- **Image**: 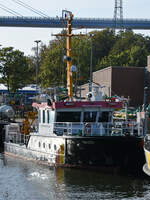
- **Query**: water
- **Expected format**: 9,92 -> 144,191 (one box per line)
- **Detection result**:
0,153 -> 150,200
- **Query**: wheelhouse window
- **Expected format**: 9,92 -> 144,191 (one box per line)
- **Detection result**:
56,112 -> 81,122
50,111 -> 55,123
47,110 -> 50,123
38,110 -> 41,123
98,111 -> 109,122
83,111 -> 97,122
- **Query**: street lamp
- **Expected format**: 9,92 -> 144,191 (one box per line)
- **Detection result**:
34,40 -> 41,91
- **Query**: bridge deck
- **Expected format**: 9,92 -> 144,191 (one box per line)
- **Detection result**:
0,16 -> 150,29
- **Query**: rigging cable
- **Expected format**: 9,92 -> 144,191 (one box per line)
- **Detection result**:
0,3 -> 32,25
11,0 -> 50,18
0,3 -> 23,17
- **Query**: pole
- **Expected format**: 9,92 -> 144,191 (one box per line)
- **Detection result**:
54,10 -> 84,100
143,66 -> 148,136
89,34 -> 93,92
67,18 -> 73,99
34,40 -> 41,92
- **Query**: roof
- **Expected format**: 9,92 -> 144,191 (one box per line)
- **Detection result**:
32,100 -> 122,110
19,85 -> 37,91
0,84 -> 7,90
0,84 -> 37,93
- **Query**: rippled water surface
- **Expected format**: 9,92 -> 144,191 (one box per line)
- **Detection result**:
0,153 -> 150,200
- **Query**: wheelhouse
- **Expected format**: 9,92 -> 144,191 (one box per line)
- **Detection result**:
32,101 -> 122,136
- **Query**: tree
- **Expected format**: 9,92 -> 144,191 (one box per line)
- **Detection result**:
32,29 -> 150,89
0,47 -> 30,92
96,31 -> 150,69
129,45 -> 148,67
92,29 -> 116,70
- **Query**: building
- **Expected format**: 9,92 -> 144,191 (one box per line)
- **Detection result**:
80,57 -> 150,107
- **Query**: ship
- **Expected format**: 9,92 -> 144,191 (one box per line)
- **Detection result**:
143,135 -> 150,175
4,11 -> 145,173
143,113 -> 150,176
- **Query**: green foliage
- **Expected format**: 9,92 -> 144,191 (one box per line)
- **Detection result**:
39,39 -> 66,88
92,29 -> 116,70
97,30 -> 150,69
37,29 -> 150,89
0,47 -> 30,92
129,45 -> 148,67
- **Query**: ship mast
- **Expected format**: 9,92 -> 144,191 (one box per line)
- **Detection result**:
65,10 -> 74,100
53,10 -> 81,101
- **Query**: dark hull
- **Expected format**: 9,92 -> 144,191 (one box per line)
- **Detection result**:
65,136 -> 145,174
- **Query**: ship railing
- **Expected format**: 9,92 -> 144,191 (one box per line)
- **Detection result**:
53,121 -> 143,137
6,132 -> 29,145
111,121 -> 143,136
5,123 -> 29,145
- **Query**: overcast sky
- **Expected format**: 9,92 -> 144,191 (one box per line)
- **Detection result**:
0,0 -> 150,56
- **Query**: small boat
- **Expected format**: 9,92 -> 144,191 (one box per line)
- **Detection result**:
143,135 -> 150,175
4,11 -> 145,173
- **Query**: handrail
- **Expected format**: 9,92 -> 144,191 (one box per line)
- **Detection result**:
5,121 -> 144,146
53,121 -> 143,137
6,133 -> 29,145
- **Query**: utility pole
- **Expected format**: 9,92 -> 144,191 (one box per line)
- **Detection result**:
89,34 -> 94,92
34,40 -> 41,91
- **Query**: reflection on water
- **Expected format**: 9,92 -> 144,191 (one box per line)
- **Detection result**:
0,153 -> 150,200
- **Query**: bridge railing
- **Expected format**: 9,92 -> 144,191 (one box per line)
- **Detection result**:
0,16 -> 150,29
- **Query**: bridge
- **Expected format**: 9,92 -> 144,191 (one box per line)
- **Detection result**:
1,16 -> 150,29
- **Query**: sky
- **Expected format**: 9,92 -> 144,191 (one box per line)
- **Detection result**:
0,0 -> 150,56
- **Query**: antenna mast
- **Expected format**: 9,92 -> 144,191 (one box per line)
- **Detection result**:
53,10 -> 74,100
53,10 -> 84,100
63,10 -> 74,100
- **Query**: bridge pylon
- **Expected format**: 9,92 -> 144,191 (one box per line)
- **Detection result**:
113,0 -> 124,31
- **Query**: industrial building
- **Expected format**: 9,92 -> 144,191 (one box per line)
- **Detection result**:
80,56 -> 150,107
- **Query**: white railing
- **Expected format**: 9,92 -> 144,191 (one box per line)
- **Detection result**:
5,121 -> 144,145
6,133 -> 29,145
53,121 -> 143,137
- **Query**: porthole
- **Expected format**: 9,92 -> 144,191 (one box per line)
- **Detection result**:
39,142 -> 41,147
43,143 -> 45,148
54,144 -> 57,150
